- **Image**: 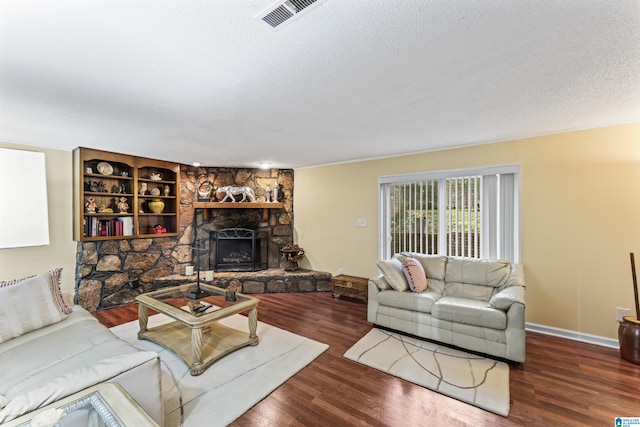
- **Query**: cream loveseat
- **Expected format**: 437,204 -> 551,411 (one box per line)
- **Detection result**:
0,269 -> 163,424
368,253 -> 526,363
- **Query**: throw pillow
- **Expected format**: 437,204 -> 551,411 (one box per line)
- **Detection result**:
402,257 -> 428,292
0,268 -> 71,314
0,269 -> 70,343
376,259 -> 409,291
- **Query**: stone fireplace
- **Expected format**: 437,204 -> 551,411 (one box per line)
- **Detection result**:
74,165 -> 332,312
189,167 -> 293,273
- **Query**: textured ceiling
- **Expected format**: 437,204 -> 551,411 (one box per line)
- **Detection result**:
1,1 -> 639,169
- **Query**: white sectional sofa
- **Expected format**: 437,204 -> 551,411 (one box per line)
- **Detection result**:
0,269 -> 163,424
368,253 -> 526,363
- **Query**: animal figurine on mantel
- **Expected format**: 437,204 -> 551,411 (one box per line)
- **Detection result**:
216,186 -> 256,202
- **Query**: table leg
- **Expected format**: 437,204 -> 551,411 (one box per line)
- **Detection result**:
137,304 -> 148,338
248,307 -> 259,346
190,326 -> 204,376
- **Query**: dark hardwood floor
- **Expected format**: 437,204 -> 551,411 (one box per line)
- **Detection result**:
94,292 -> 640,426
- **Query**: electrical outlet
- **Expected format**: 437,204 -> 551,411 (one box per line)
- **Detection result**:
338,267 -> 344,275
356,218 -> 367,227
617,307 -> 631,322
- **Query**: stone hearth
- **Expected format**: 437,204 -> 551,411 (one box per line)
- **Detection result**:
154,268 -> 332,294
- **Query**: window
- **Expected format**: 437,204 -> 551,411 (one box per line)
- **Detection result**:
379,165 -> 519,262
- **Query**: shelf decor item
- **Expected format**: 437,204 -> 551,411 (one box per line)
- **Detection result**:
148,199 -> 165,213
151,224 -> 166,234
85,197 -> 97,213
96,162 -> 113,176
117,197 -> 129,213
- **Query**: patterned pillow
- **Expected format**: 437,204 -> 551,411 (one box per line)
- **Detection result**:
0,268 -> 71,314
402,257 -> 428,292
376,259 -> 409,291
0,268 -> 70,343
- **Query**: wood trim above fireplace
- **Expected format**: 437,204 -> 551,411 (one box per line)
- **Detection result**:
193,202 -> 284,221
193,202 -> 284,209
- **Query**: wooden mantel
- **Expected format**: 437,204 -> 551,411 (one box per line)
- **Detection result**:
193,202 -> 284,209
193,201 -> 284,220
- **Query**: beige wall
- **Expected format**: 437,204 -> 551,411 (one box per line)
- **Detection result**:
0,142 -> 76,300
294,122 -> 640,340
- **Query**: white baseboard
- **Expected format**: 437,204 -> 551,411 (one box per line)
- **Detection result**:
525,322 -> 619,349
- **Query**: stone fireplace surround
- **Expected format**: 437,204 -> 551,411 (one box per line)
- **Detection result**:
75,165 -> 331,312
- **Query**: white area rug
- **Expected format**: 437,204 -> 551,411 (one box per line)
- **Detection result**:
344,328 -> 510,416
111,311 -> 328,426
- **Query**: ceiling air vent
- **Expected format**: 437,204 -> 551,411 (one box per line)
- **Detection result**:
258,0 -> 326,30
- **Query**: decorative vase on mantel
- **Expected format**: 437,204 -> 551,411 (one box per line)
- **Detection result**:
148,199 -> 165,213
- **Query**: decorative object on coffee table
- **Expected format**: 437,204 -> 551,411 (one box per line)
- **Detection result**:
619,252 -> 640,365
30,407 -> 65,427
186,241 -> 207,299
331,274 -> 368,302
281,244 -> 304,271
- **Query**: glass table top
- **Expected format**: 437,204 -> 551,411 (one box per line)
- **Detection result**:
7,383 -> 158,427
139,281 -> 255,317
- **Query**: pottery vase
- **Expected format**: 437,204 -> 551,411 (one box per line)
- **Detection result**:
619,316 -> 640,365
148,199 -> 165,213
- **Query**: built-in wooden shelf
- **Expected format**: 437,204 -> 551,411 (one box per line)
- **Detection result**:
73,147 -> 180,241
193,201 -> 284,220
